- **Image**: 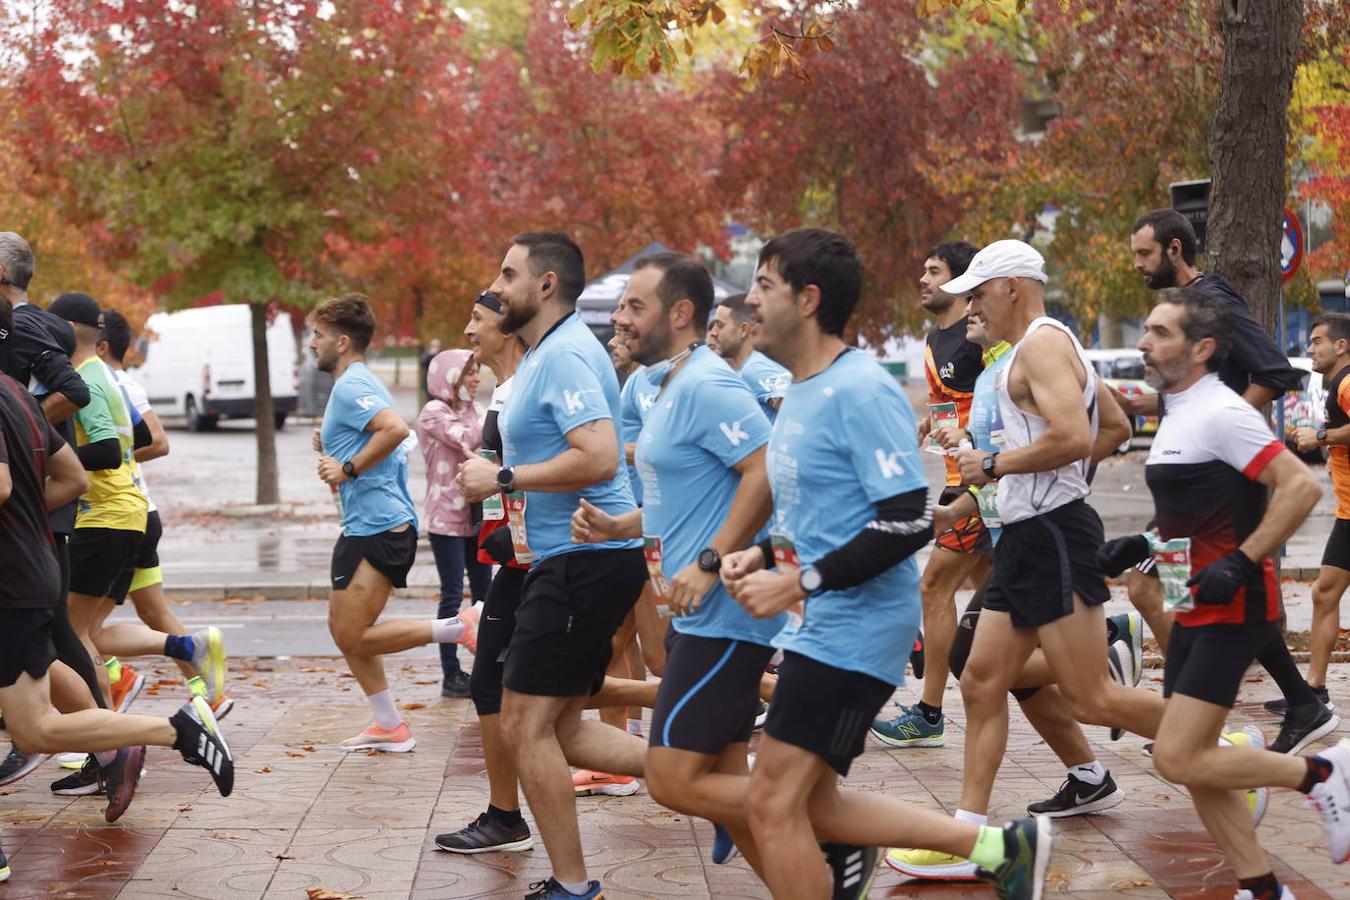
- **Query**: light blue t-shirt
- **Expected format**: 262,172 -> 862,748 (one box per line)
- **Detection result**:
635,346 -> 783,644
321,362 -> 418,537
619,366 -> 659,506
500,313 -> 639,561
739,350 -> 791,422
968,347 -> 1013,546
767,349 -> 926,686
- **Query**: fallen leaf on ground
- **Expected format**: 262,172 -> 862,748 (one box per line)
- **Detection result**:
306,890 -> 362,900
257,767 -> 273,774
401,703 -> 426,711
285,751 -> 306,759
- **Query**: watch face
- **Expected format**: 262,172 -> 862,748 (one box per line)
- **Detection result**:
698,548 -> 720,570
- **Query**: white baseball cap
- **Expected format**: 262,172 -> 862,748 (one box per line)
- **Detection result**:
940,239 -> 1047,296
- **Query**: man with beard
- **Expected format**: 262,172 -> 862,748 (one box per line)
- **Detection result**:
1125,210 -> 1331,755
456,233 -> 647,900
1099,287 -> 1350,899
310,293 -> 475,753
707,291 -> 789,420
873,241 -> 987,749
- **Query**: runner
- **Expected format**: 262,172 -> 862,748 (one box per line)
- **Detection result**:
873,242 -> 989,749
938,241 -> 1165,830
310,293 -> 474,753
571,251 -> 782,876
0,303 -> 233,832
1098,287 -> 1350,898
455,233 -> 648,900
1123,210 -> 1327,752
1291,314 -> 1350,721
720,228 -> 1048,900
707,291 -> 789,420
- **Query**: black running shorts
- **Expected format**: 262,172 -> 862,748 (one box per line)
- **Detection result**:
132,510 -> 163,570
1164,620 -> 1280,708
68,527 -> 142,603
649,631 -> 774,755
0,609 -> 58,688
503,547 -> 646,698
763,651 -> 895,776
983,499 -> 1111,629
1323,518 -> 1350,573
330,526 -> 418,590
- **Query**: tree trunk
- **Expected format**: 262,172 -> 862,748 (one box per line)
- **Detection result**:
1205,0 -> 1303,333
251,301 -> 280,505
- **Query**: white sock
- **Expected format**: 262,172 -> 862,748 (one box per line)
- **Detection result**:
367,689 -> 401,730
627,718 -> 643,735
954,809 -> 987,825
1068,761 -> 1107,785
556,879 -> 591,896
430,617 -> 464,644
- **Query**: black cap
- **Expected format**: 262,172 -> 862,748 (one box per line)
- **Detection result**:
49,292 -> 102,328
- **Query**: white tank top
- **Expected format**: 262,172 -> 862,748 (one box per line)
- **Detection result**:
995,317 -> 1098,524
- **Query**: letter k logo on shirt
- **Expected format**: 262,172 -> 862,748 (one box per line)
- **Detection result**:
720,420 -> 749,446
875,449 -> 906,479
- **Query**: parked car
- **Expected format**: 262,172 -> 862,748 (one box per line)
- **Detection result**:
128,305 -> 299,432
1279,357 -> 1326,464
1083,348 -> 1158,445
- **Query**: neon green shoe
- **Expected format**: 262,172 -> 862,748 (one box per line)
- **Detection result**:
189,627 -> 228,705
884,846 -> 979,881
1220,726 -> 1269,826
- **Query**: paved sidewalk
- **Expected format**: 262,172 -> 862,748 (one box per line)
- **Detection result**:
4,658 -> 1350,899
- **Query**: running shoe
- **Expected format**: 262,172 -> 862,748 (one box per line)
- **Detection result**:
524,877 -> 603,899
0,744 -> 47,786
1306,738 -> 1350,863
1234,887 -> 1294,899
189,627 -> 227,704
978,816 -> 1052,900
57,752 -> 87,770
441,670 -> 471,699
433,810 -> 533,853
572,769 -> 641,797
1270,704 -> 1340,755
0,843 -> 8,883
870,706 -> 944,748
1106,642 -> 1129,741
1266,686 -> 1334,714
170,695 -> 234,796
752,701 -> 769,732
102,745 -> 145,823
187,675 -> 234,721
910,630 -> 925,680
824,843 -> 878,900
1026,772 -> 1124,818
109,663 -> 145,713
711,823 -> 740,864
339,721 -> 416,753
884,846 -> 979,881
457,603 -> 481,656
1220,727 -> 1270,826
52,756 -> 104,796
1106,612 -> 1144,686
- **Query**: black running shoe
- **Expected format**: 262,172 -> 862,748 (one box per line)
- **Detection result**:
434,810 -> 532,854
171,696 -> 234,796
1270,703 -> 1341,755
0,744 -> 46,786
1266,686 -> 1334,715
823,842 -> 878,900
1027,772 -> 1124,818
52,756 -> 105,796
103,745 -> 145,823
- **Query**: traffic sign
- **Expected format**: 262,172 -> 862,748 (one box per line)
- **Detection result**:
1282,208 -> 1303,283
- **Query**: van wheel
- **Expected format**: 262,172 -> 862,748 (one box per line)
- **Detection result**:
185,395 -> 216,432
274,412 -> 287,431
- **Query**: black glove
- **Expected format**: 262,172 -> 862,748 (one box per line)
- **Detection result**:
1097,534 -> 1150,577
482,526 -> 515,567
1185,550 -> 1262,606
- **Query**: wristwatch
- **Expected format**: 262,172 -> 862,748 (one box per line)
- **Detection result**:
798,565 -> 823,595
496,466 -> 516,492
342,460 -> 359,480
981,453 -> 999,479
1318,427 -> 1329,445
697,547 -> 721,573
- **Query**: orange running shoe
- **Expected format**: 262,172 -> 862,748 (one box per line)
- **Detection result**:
109,664 -> 145,713
456,604 -> 480,656
572,769 -> 641,797
339,721 -> 416,753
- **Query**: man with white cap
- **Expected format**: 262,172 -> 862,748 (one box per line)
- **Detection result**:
941,241 -> 1166,830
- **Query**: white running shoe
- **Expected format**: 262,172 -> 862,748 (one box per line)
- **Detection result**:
1307,738 -> 1350,863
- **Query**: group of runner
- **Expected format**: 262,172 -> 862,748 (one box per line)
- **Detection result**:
5,211 -> 1350,900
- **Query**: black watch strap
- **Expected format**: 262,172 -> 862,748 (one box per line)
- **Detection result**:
342,460 -> 358,479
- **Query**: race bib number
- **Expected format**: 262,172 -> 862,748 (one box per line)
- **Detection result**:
642,534 -> 672,602
927,401 -> 960,456
771,532 -> 805,632
480,451 -> 505,521
504,492 -> 538,565
1149,534 -> 1194,613
974,483 -> 1001,529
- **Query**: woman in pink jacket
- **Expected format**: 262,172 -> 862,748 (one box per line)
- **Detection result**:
418,349 -> 492,698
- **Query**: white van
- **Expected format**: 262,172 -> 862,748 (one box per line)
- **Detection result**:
128,305 -> 299,431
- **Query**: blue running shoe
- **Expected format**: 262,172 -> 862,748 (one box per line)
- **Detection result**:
524,878 -> 603,899
870,706 -> 943,748
979,816 -> 1052,900
712,823 -> 740,864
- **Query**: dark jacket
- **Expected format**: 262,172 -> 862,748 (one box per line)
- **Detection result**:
1194,273 -> 1304,397
0,303 -> 90,408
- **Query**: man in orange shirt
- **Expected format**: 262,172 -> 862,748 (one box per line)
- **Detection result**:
1295,313 -> 1350,712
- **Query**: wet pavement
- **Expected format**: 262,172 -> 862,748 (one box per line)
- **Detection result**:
4,657 -> 1350,899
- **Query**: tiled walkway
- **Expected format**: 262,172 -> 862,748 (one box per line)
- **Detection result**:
3,658 -> 1348,899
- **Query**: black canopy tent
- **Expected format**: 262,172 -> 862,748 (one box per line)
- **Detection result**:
575,242 -> 744,345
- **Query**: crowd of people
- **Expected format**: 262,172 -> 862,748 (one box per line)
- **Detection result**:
3,212 -> 1350,900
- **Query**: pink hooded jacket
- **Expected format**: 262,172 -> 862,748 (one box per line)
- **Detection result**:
417,349 -> 482,537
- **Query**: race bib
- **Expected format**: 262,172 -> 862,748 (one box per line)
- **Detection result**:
926,401 -> 960,456
974,483 -> 1001,529
1149,534 -> 1194,613
504,492 -> 538,565
770,532 -> 805,632
480,451 -> 505,522
642,534 -> 672,602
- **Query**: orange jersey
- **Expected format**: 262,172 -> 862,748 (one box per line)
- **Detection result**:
1327,366 -> 1350,519
925,316 -> 983,485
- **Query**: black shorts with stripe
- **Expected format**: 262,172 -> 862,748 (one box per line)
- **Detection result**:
763,651 -> 895,776
648,630 -> 773,755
